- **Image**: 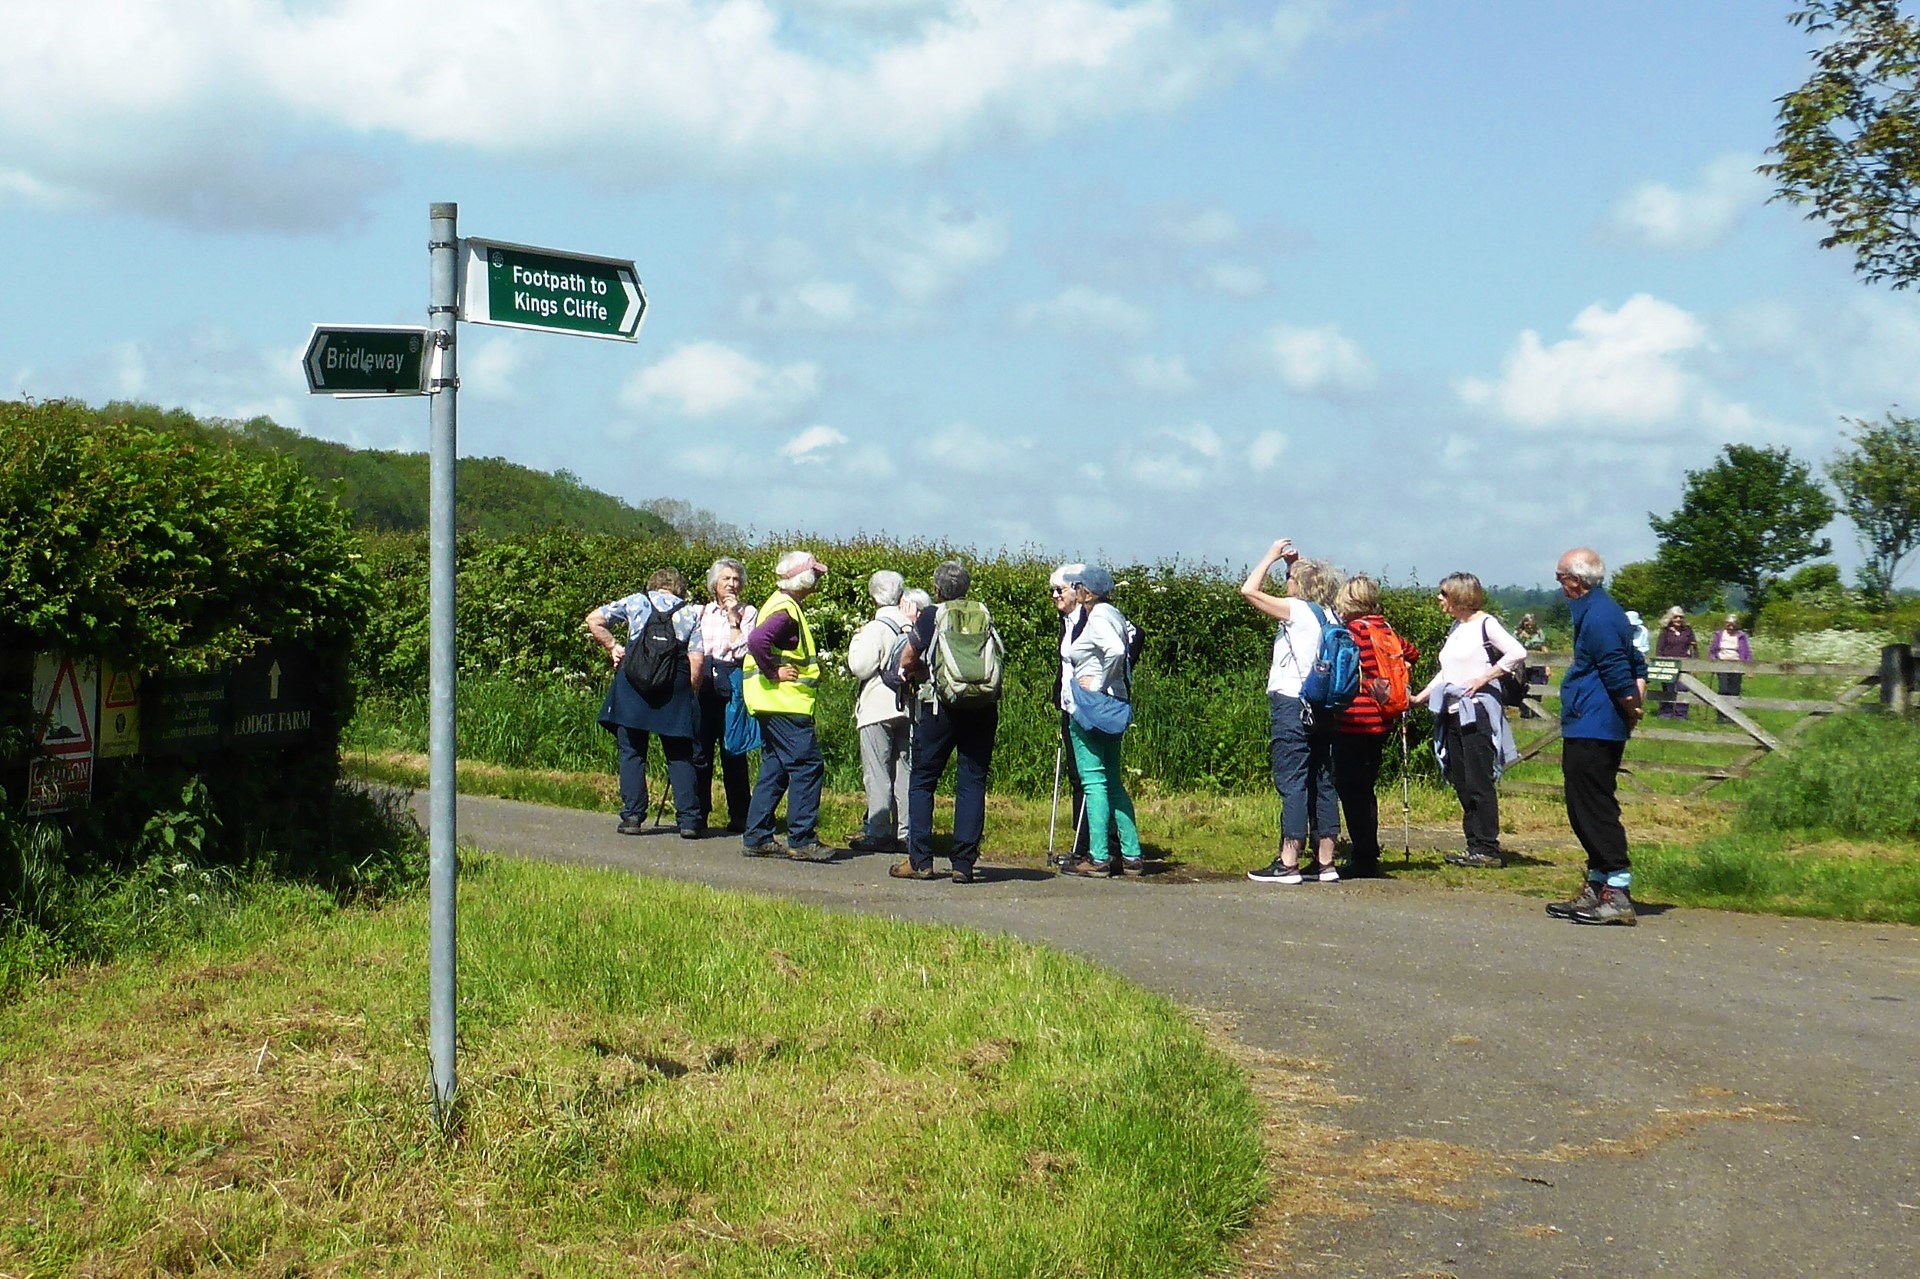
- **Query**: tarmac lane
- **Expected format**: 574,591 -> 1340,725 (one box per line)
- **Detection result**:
429,790 -> 1920,1278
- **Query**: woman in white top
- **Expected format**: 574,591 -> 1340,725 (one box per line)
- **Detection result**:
845,570 -> 919,852
1059,567 -> 1145,877
692,557 -> 759,833
1410,572 -> 1526,869
1241,538 -> 1345,885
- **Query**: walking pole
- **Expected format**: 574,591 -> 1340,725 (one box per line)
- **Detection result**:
1400,720 -> 1412,865
1047,745 -> 1064,856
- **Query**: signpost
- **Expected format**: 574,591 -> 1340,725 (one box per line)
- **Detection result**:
458,237 -> 646,340
303,325 -> 431,396
306,208 -> 645,1128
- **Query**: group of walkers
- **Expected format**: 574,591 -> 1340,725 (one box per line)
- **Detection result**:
585,539 -> 1654,925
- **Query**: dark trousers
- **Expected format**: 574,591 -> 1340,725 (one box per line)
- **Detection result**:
909,704 -> 998,873
1715,671 -> 1745,724
743,713 -> 822,848
1563,737 -> 1630,879
1059,710 -> 1121,860
1441,714 -> 1501,857
613,726 -> 700,831
1270,693 -> 1339,844
692,670 -> 751,830
1331,732 -> 1386,867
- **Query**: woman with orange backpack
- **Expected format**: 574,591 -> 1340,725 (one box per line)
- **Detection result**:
1332,576 -> 1418,878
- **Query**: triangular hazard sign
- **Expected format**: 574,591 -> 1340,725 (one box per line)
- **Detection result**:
105,669 -> 137,708
37,659 -> 94,756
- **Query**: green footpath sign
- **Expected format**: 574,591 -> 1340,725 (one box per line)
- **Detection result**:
459,237 -> 645,341
303,325 -> 431,396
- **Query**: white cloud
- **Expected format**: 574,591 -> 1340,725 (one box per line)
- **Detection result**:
1267,322 -> 1375,396
924,423 -> 1034,475
460,337 -> 528,402
622,341 -> 820,419
1249,429 -> 1287,471
1160,205 -> 1241,247
1457,294 -> 1706,430
1018,285 -> 1151,337
1604,152 -> 1768,252
782,424 -> 850,464
1125,422 -> 1224,491
858,197 -> 1009,305
1200,262 -> 1268,297
741,278 -> 865,329
1125,353 -> 1196,394
0,1 -> 1328,228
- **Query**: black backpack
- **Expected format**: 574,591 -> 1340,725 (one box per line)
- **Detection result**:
621,599 -> 689,701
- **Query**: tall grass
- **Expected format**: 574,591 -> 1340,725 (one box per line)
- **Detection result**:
0,856 -> 1267,1277
1736,712 -> 1920,838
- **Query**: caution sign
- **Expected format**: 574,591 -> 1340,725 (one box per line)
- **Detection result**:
29,654 -> 97,814
98,658 -> 140,758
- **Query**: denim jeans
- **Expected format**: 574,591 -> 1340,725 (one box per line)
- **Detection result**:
1269,692 -> 1338,844
907,703 -> 997,872
742,713 -> 823,847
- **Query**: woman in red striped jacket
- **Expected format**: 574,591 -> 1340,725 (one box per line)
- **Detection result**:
1333,576 -> 1418,878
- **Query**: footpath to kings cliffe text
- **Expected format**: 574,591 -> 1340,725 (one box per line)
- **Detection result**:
509,264 -> 611,322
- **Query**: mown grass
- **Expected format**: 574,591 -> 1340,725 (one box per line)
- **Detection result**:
0,856 -> 1268,1278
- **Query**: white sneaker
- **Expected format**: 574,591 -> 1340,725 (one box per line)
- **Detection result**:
1316,864 -> 1341,883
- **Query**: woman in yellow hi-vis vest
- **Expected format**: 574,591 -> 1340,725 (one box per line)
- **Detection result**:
740,550 -> 832,860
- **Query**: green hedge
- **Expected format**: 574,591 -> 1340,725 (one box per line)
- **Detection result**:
2,400 -> 416,960
352,529 -> 1459,794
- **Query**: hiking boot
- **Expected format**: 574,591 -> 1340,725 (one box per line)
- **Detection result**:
1121,857 -> 1146,877
743,838 -> 788,858
1570,887 -> 1637,927
785,841 -> 836,863
1445,850 -> 1506,869
1545,881 -> 1602,919
617,816 -> 646,836
847,833 -> 899,853
1064,857 -> 1116,878
951,866 -> 979,885
890,858 -> 945,881
1315,862 -> 1341,883
679,826 -> 706,841
1247,858 -> 1304,885
1343,860 -> 1384,880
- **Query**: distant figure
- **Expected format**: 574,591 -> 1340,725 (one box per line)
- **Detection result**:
1409,572 -> 1524,871
585,567 -> 706,838
692,557 -> 756,834
1241,538 -> 1345,886
1624,610 -> 1651,658
1331,575 -> 1418,879
1548,547 -> 1648,927
1513,612 -> 1550,719
740,550 -> 833,861
1655,607 -> 1698,719
894,560 -> 1004,886
845,570 -> 919,853
1709,614 -> 1753,722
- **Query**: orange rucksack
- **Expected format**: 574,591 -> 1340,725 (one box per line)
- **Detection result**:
1356,617 -> 1412,718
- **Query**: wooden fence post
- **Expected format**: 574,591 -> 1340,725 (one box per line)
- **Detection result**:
1881,644 -> 1914,715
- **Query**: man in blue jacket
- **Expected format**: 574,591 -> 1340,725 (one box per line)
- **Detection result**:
1549,547 -> 1648,926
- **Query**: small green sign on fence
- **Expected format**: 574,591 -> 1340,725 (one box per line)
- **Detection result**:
1648,658 -> 1681,682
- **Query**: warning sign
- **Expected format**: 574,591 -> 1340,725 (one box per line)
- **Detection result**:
29,654 -> 97,812
98,658 -> 140,758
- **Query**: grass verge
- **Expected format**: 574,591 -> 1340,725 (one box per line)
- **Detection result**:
0,856 -> 1267,1278
343,748 -> 1920,925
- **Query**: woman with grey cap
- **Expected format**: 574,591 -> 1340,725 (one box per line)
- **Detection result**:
1059,566 -> 1145,877
845,569 -> 920,852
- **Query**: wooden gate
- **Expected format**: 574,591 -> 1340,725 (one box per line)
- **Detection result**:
1502,655 -> 1884,799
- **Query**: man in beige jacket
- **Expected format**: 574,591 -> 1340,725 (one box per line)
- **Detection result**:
846,570 -> 921,852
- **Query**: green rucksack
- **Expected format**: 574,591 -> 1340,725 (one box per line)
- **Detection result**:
929,599 -> 1005,706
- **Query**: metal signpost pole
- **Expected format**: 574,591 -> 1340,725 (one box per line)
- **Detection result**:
427,202 -> 459,1122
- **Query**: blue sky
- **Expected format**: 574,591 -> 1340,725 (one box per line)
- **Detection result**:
2,1 -> 1909,588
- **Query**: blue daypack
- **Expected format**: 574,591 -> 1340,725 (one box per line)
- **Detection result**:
1296,602 -> 1361,719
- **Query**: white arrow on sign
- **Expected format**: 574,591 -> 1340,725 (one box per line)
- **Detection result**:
619,271 -> 643,336
306,335 -> 331,388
